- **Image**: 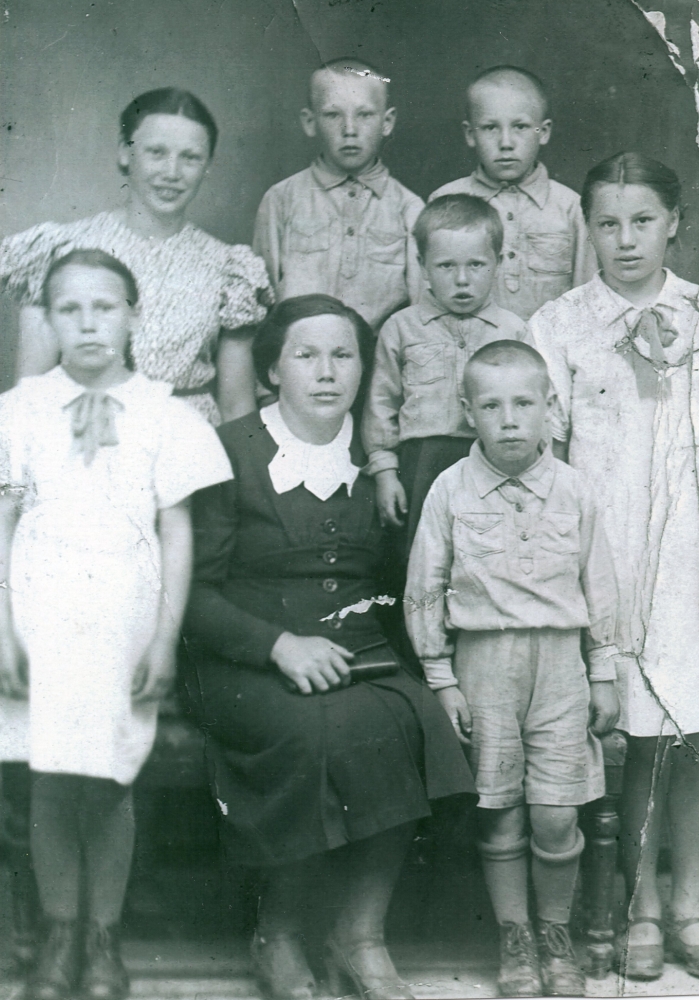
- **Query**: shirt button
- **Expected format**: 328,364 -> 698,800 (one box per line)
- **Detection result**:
347,227 -> 355,236
508,251 -> 516,259
458,340 -> 465,349
329,617 -> 343,630
348,189 -> 356,197
520,531 -> 529,541
323,519 -> 338,534
323,550 -> 338,565
515,502 -> 524,512
323,578 -> 338,593
507,212 -> 514,220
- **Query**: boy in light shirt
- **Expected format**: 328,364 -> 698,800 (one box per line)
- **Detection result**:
254,58 -> 423,331
406,341 -> 619,998
430,66 -> 596,320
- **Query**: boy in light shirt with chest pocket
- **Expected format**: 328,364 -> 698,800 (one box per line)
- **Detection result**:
253,58 -> 424,332
430,66 -> 596,320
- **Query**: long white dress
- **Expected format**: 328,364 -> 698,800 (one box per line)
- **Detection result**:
531,271 -> 699,737
0,367 -> 232,782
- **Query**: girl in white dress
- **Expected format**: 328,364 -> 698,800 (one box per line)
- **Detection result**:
530,153 -> 699,982
0,249 -> 232,1000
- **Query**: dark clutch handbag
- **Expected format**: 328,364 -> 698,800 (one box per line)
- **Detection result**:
349,640 -> 400,682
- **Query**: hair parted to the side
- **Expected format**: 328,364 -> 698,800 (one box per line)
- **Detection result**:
308,57 -> 391,108
580,151 -> 681,221
119,88 -> 218,167
462,339 -> 550,399
42,249 -> 140,310
253,294 -> 375,416
413,194 -> 504,259
465,65 -> 549,119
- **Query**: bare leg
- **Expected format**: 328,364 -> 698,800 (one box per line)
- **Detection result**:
257,855 -> 322,938
620,736 -> 671,945
30,773 -> 82,921
80,778 -> 135,928
667,734 -> 699,944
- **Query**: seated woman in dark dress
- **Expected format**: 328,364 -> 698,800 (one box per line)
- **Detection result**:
183,294 -> 474,1000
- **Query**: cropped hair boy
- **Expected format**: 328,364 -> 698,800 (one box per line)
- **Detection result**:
429,66 -> 596,320
253,58 -> 424,331
405,341 -> 619,998
362,195 -> 529,551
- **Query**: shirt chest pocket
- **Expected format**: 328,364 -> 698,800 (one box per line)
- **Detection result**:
455,512 -> 505,558
403,344 -> 445,386
538,512 -> 581,555
288,219 -> 331,255
526,233 -> 573,275
366,227 -> 405,266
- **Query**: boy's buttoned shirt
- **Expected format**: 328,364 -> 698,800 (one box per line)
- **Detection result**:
405,442 -> 619,690
253,158 -> 424,330
361,293 -> 530,475
430,163 -> 597,320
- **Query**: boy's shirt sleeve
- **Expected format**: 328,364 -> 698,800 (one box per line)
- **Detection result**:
361,317 -> 405,475
252,186 -> 282,293
577,475 -> 619,681
404,193 -> 426,304
404,478 -> 459,689
571,200 -> 598,288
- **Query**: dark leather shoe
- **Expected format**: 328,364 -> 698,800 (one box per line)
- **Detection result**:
29,919 -> 82,1000
537,921 -> 585,997
666,916 -> 699,977
251,930 -> 317,1000
497,922 -> 542,998
81,923 -> 130,1000
618,917 -> 664,980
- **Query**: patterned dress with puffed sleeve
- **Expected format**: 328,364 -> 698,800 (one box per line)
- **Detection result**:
0,211 -> 273,423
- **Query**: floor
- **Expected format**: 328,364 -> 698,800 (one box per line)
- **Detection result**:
2,863 -> 698,1000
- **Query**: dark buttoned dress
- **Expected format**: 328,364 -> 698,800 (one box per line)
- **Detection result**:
183,412 -> 474,867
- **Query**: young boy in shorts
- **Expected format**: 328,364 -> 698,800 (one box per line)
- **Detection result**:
405,341 -> 620,997
430,66 -> 596,320
253,58 -> 424,331
362,194 -> 529,552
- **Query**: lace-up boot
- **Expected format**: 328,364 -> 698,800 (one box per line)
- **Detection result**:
497,921 -> 542,997
537,920 -> 585,997
81,922 -> 130,1000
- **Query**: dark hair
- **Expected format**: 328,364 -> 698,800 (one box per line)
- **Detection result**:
466,65 -> 549,119
414,194 -> 504,258
308,57 -> 391,109
580,151 -> 681,220
463,339 -> 550,399
42,249 -> 140,310
119,88 -> 218,164
253,294 -> 375,414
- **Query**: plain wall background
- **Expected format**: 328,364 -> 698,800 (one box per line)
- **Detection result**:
1,0 -> 698,386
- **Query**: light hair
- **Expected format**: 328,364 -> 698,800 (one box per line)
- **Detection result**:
308,57 -> 391,109
462,340 -> 550,399
413,194 -> 503,259
466,65 -> 549,120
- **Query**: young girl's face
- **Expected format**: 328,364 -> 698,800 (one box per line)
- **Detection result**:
46,264 -> 135,378
587,182 -> 679,294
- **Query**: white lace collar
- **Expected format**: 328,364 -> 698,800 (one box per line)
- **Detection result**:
260,402 -> 360,501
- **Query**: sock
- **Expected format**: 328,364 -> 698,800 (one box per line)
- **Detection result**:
30,772 -> 83,921
478,837 -> 530,925
80,777 -> 135,928
531,827 -> 585,925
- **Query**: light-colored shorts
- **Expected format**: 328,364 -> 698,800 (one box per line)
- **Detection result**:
454,628 -> 604,810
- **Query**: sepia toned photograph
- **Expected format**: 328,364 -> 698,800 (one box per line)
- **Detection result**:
1,2 -> 699,997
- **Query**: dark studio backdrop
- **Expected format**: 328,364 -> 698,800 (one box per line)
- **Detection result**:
1,0 -> 698,394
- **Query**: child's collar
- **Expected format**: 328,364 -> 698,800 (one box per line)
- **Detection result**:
312,156 -> 389,197
471,162 -> 549,209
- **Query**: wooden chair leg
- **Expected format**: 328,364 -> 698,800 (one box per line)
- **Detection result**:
583,730 -> 628,979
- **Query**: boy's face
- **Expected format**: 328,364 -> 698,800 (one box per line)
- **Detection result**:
421,225 -> 499,317
463,79 -> 551,186
300,70 -> 396,175
462,361 -> 554,475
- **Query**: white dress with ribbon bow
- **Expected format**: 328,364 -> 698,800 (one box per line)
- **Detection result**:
0,367 -> 232,783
